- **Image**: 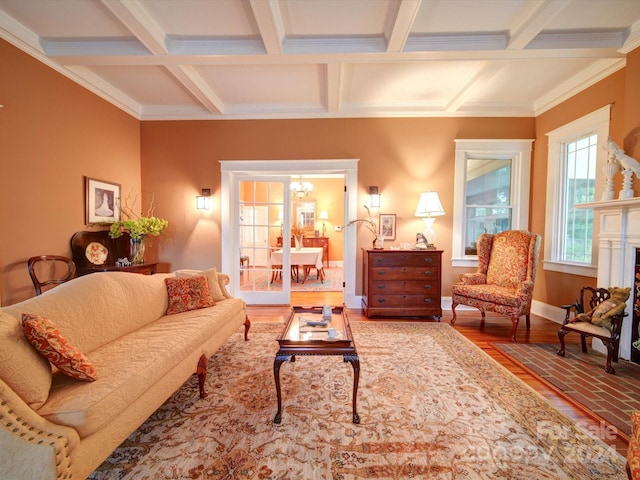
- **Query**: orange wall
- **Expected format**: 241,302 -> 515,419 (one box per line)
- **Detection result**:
140,117 -> 535,293
532,67 -> 634,308
0,39 -> 141,305
3,33 -> 640,307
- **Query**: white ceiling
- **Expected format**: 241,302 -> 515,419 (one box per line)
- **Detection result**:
1,0 -> 639,121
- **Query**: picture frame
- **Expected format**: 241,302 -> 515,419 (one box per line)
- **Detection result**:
85,177 -> 121,225
379,213 -> 396,240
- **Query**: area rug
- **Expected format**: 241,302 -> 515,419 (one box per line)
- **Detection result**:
89,322 -> 627,479
493,342 -> 640,438
244,267 -> 342,292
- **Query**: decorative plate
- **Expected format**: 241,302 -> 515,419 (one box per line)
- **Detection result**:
85,242 -> 108,265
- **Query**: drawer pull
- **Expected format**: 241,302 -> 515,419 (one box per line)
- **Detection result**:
424,298 -> 432,304
423,258 -> 433,263
376,285 -> 386,290
424,270 -> 433,276
423,284 -> 432,290
378,270 -> 386,275
377,298 -> 386,304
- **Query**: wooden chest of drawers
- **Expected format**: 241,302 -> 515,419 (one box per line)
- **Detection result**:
362,249 -> 443,319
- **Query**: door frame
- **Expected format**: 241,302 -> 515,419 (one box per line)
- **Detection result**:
220,159 -> 359,308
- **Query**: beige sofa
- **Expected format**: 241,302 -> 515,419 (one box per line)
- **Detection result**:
0,269 -> 249,480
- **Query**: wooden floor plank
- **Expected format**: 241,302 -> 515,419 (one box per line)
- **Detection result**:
246,292 -> 629,457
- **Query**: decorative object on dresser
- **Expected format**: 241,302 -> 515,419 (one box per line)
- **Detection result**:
451,230 -> 541,342
362,249 -> 442,319
414,191 -> 445,248
71,231 -> 158,276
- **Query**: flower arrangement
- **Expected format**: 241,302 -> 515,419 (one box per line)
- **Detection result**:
291,224 -> 309,237
109,194 -> 169,240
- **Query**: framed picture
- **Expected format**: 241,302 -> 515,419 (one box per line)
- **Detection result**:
379,213 -> 396,240
85,177 -> 121,224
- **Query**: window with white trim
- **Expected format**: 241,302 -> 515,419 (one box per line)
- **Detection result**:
452,139 -> 533,267
543,105 -> 610,277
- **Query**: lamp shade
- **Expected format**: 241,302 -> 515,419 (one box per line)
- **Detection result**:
415,191 -> 445,217
318,210 -> 329,220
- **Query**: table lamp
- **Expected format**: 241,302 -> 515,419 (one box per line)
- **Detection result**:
319,210 -> 329,237
414,191 -> 445,248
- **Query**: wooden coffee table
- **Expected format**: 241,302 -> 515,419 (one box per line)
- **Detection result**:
273,305 -> 360,424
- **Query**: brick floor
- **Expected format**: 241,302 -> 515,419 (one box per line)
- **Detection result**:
494,342 -> 640,437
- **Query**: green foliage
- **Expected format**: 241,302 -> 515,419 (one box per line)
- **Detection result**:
109,216 -> 168,240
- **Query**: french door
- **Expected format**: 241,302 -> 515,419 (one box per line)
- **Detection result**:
237,176 -> 291,305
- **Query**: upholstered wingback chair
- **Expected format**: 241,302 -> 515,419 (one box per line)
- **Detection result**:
451,230 -> 541,341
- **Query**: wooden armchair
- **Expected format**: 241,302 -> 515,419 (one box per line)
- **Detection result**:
27,255 -> 76,295
451,230 -> 541,341
557,286 -> 628,374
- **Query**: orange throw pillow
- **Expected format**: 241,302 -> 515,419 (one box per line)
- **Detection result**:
165,276 -> 215,315
22,313 -> 97,382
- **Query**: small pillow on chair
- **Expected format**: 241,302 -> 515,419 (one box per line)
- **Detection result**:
165,276 -> 215,315
22,314 -> 97,382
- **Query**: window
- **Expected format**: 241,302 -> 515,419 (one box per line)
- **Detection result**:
544,105 -> 610,277
452,139 -> 533,267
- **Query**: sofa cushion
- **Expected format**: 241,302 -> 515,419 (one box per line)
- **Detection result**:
175,267 -> 225,302
23,314 -> 97,382
0,311 -> 52,409
165,276 -> 215,315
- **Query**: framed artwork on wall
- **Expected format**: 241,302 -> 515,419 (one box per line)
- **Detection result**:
379,213 -> 396,240
85,177 -> 121,225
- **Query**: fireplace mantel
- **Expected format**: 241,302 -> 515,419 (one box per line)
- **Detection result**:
575,196 -> 640,360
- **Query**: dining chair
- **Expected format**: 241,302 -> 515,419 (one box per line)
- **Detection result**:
27,255 -> 77,295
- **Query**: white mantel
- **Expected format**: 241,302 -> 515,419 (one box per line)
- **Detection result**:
575,197 -> 640,359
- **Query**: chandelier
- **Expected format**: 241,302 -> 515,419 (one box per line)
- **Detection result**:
290,176 -> 314,199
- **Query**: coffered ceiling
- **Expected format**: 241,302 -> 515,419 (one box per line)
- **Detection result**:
1,0 -> 639,120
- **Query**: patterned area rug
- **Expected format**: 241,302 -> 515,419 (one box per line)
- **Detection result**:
241,267 -> 342,292
89,322 -> 627,479
493,342 -> 640,438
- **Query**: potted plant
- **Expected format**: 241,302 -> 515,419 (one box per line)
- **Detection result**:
109,195 -> 168,264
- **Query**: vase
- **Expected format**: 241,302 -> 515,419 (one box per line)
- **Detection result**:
294,235 -> 303,250
373,234 -> 384,249
130,236 -> 146,265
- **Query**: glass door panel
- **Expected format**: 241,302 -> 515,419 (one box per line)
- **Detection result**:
238,178 -> 290,304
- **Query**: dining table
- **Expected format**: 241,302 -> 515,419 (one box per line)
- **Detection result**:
270,247 -> 324,284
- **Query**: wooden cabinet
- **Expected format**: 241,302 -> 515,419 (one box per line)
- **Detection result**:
70,231 -> 158,276
362,249 -> 442,319
277,236 -> 329,267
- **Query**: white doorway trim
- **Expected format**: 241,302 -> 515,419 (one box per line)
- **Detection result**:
220,159 -> 360,309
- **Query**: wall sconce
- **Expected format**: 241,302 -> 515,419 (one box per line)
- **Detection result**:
369,186 -> 381,208
318,210 -> 329,236
196,188 -> 212,210
415,191 -> 445,247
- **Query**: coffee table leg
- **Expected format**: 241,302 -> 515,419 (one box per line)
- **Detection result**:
273,354 -> 289,424
344,354 -> 360,424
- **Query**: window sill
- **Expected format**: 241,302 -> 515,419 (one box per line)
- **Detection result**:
543,260 -> 597,277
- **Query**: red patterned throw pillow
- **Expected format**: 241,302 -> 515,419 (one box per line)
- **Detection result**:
165,276 -> 215,315
22,314 -> 97,382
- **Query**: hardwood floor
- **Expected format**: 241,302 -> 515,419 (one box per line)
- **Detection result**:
246,291 -> 629,458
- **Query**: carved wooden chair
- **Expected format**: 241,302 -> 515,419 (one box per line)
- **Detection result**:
557,286 -> 627,374
27,255 -> 76,295
451,230 -> 541,341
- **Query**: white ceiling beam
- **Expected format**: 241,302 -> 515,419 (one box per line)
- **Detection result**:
165,65 -> 224,114
386,0 -> 422,53
325,63 -> 342,113
507,0 -> 572,50
444,62 -> 502,113
620,19 -> 640,54
249,0 -> 284,55
101,0 -> 168,54
51,46 -> 624,67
